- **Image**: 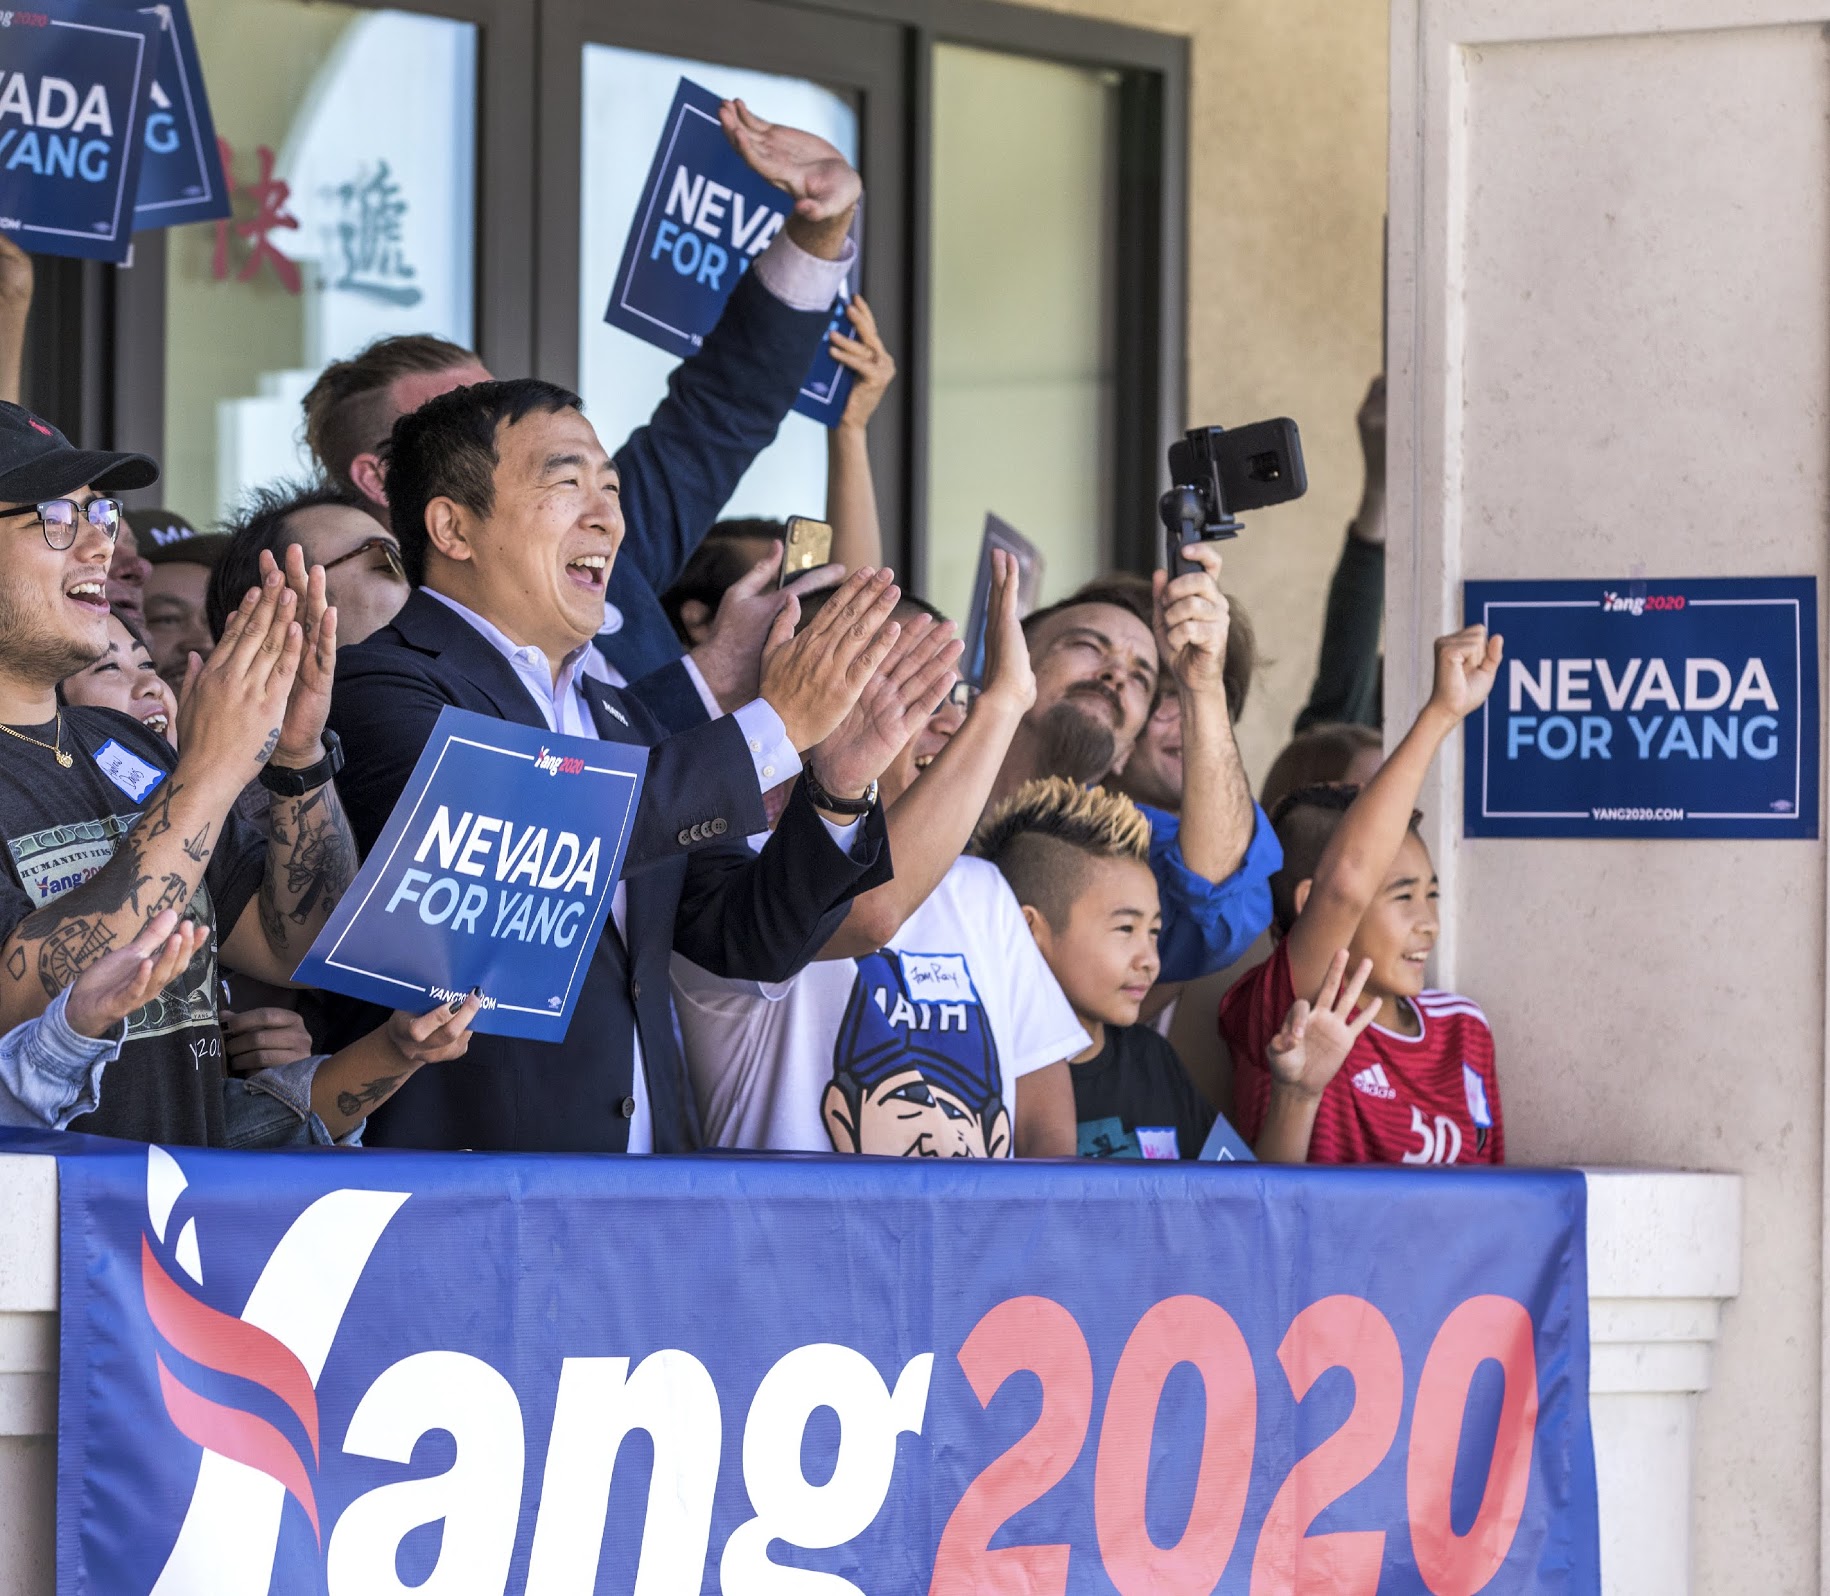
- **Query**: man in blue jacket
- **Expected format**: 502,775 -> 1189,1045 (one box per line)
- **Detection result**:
301,98 -> 852,731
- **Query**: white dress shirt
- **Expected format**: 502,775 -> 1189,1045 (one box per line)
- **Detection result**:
422,588 -> 859,1151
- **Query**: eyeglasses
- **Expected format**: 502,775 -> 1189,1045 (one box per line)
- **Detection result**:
0,496 -> 121,551
320,537 -> 407,583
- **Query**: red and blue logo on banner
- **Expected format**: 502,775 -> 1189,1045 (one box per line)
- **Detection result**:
37,1130 -> 1600,1593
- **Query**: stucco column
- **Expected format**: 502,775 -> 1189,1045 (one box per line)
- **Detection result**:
0,1153 -> 56,1596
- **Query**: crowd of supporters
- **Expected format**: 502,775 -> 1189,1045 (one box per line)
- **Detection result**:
0,101 -> 1508,1168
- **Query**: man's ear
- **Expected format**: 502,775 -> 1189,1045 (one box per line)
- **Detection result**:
1292,877 -> 1314,918
423,497 -> 474,568
678,598 -> 714,646
348,452 -> 389,508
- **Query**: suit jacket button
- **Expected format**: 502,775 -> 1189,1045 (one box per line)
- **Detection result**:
631,978 -> 643,1000
620,1096 -> 636,1118
710,818 -> 728,836
676,828 -> 690,846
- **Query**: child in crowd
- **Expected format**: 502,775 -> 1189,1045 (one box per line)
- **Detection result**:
1219,625 -> 1505,1164
974,778 -> 1243,1160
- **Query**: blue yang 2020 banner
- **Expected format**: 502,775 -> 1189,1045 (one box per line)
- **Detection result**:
36,1129 -> 1601,1594
1465,576 -> 1820,839
292,707 -> 646,1042
0,1 -> 160,262
604,76 -> 857,427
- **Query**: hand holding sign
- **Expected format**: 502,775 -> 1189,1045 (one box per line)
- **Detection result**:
1429,623 -> 1505,724
830,295 -> 895,429
761,565 -> 902,760
719,96 -> 860,236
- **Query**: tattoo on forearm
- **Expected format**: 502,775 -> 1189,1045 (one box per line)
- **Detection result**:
257,728 -> 280,765
38,918 -> 117,996
181,824 -> 212,864
259,784 -> 356,954
335,1074 -> 403,1118
5,948 -> 22,981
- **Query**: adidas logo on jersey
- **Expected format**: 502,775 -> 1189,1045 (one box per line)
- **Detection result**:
1351,1062 -> 1397,1100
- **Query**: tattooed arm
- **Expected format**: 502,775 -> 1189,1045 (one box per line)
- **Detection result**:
219,544 -> 356,985
0,572 -> 306,1027
308,991 -> 481,1139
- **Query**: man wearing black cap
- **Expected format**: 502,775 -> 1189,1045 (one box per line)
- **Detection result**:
0,403 -> 359,1145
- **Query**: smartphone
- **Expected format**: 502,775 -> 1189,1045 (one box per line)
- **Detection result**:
779,516 -> 834,587
962,513 -> 1045,687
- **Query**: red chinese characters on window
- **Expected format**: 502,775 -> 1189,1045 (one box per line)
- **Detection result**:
211,138 -> 301,296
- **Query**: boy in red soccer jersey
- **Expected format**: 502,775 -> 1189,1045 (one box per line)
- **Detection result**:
1219,625 -> 1505,1165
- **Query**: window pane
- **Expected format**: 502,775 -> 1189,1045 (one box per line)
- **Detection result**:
163,4 -> 476,522
579,44 -> 856,522
928,45 -> 1116,619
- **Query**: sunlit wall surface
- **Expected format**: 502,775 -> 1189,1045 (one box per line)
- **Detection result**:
927,44 -> 1115,620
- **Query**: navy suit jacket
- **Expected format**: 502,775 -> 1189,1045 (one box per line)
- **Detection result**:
327,590 -> 891,1154
606,263 -> 834,718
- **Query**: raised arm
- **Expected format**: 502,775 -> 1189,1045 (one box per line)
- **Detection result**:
1156,541 -> 1254,883
824,294 -> 895,572
220,547 -> 359,985
819,549 -> 1026,958
0,573 -> 304,1027
1285,625 -> 1502,997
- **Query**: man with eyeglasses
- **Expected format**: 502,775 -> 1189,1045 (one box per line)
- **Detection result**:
0,403 -> 361,1146
207,479 -> 410,649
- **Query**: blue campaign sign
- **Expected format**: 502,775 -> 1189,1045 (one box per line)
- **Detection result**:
1465,576 -> 1820,839
27,1129 -> 1601,1594
604,76 -> 858,427
0,1 -> 159,262
292,707 -> 646,1041
88,0 -> 228,228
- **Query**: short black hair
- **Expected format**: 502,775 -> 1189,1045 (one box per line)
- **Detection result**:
660,518 -> 786,643
383,378 -> 583,586
207,478 -> 370,640
1267,782 -> 1424,934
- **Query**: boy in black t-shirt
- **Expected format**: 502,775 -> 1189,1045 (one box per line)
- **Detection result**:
975,778 -> 1248,1160
0,403 -> 361,1145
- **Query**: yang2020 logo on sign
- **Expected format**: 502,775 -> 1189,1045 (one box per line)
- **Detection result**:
43,1133 -> 1601,1593
1464,576 -> 1819,839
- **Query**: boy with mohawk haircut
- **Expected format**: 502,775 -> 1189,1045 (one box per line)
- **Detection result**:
1219,625 -> 1505,1165
975,778 -> 1242,1159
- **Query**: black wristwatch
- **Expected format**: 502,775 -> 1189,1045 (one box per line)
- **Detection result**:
802,765 -> 878,817
259,730 -> 345,796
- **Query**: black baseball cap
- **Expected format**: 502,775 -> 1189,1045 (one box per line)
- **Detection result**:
0,401 -> 157,505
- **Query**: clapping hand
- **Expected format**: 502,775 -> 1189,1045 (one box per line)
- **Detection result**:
719,98 -> 861,226
1153,539 -> 1232,701
759,566 -> 903,768
1266,950 -> 1382,1100
65,911 -> 205,1040
1428,624 -> 1504,723
811,612 -> 962,801
177,561 -> 305,791
266,544 -> 338,768
977,548 -> 1035,714
690,543 -> 843,713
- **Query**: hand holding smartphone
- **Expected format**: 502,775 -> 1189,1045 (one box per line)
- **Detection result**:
779,517 -> 835,587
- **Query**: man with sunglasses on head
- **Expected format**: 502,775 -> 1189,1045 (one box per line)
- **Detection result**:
208,479 -> 409,649
0,403 -> 361,1146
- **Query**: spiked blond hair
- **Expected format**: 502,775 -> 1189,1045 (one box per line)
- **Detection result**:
971,778 -> 1153,930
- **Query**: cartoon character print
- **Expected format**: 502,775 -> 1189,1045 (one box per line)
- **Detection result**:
823,950 -> 1010,1158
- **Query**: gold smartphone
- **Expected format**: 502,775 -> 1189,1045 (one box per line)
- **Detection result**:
779,516 -> 834,587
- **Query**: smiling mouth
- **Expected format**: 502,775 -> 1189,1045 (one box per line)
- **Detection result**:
565,553 -> 608,590
66,579 -> 108,613
142,710 -> 169,737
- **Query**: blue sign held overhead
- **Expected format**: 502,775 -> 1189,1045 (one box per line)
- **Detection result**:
86,0 -> 228,229
1464,576 -> 1819,839
605,76 -> 858,427
292,707 -> 647,1040
0,0 -> 160,262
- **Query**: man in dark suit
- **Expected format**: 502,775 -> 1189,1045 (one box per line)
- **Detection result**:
330,378 -> 956,1154
302,98 -> 862,733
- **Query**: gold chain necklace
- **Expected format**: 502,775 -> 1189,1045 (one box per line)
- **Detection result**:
0,714 -> 74,768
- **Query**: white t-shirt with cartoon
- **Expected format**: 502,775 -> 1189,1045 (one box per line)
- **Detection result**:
673,856 -> 1089,1157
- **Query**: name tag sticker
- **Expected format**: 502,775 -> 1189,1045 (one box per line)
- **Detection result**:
897,952 -> 976,1005
93,739 -> 165,803
1137,1126 -> 1180,1161
1463,1063 -> 1494,1129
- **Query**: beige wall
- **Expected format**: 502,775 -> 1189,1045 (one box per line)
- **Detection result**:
1007,0 -> 1390,788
